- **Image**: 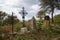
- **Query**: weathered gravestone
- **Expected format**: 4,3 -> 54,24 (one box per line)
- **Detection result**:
30,16 -> 37,31
42,16 -> 50,30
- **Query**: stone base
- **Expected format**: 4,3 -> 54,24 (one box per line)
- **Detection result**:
20,27 -> 28,34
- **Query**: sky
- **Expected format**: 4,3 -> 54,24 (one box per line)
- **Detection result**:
0,0 -> 40,21
0,0 -> 60,21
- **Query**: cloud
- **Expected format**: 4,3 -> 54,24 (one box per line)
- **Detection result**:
5,0 -> 18,5
26,5 -> 40,17
0,0 -> 40,20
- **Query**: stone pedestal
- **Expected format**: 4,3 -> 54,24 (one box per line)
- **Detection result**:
20,27 -> 27,34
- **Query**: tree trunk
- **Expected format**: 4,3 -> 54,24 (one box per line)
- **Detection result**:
51,6 -> 54,23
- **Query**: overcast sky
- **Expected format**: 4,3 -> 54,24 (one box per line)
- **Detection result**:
0,0 -> 60,21
0,0 -> 40,21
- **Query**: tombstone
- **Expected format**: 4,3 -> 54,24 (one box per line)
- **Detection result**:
30,16 -> 37,31
42,16 -> 50,30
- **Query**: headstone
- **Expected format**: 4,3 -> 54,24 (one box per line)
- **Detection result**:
31,16 -> 37,31
42,16 -> 50,30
